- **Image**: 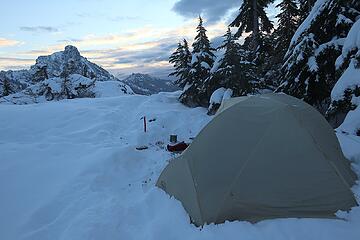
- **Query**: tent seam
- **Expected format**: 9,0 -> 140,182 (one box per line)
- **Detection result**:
185,157 -> 205,225
287,107 -> 356,196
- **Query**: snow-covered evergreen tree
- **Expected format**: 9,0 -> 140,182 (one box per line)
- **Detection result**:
274,0 -> 300,56
60,60 -> 75,99
327,18 -> 360,129
263,0 -> 300,88
190,16 -> 215,82
209,28 -> 257,97
179,16 -> 215,107
228,0 -> 275,90
277,0 -> 360,114
252,32 -> 278,88
169,39 -> 192,88
32,65 -> 49,83
299,0 -> 316,22
2,78 -> 11,97
230,0 -> 274,49
169,42 -> 185,81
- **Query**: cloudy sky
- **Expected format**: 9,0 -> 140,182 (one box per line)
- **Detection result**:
0,0 -> 277,79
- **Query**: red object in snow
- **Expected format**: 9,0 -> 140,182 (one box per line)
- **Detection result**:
167,141 -> 189,152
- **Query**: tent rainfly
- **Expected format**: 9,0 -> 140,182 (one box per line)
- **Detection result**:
156,93 -> 358,226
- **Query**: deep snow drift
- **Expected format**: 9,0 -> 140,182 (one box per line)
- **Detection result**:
0,92 -> 360,240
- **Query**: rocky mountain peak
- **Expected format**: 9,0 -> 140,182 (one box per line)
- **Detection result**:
61,45 -> 82,63
64,45 -> 81,56
1,46 -> 134,102
30,45 -> 114,81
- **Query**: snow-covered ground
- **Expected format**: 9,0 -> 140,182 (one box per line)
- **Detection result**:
1,92 -> 360,240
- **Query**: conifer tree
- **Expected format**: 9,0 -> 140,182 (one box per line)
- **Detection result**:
327,17 -> 360,128
277,0 -> 360,114
230,0 -> 274,49
169,39 -> 192,88
179,16 -> 215,107
264,0 -> 299,87
209,28 -> 257,96
299,0 -> 315,22
82,64 -> 89,77
32,65 -> 48,82
229,0 -> 275,91
60,60 -> 75,99
274,0 -> 299,55
169,42 -> 184,80
190,16 -> 215,79
2,78 -> 11,96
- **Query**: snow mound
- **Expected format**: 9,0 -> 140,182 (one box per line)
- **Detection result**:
208,88 -> 233,115
209,88 -> 233,106
93,80 -> 133,97
209,87 -> 227,105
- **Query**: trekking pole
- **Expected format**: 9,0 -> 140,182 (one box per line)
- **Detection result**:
141,116 -> 147,133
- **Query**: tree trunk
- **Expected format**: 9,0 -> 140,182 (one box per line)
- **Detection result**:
252,0 -> 259,50
308,0 -> 313,10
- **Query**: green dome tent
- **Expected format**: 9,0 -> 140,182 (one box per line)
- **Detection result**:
156,93 -> 358,226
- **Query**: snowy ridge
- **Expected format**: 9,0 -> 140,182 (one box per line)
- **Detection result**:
122,73 -> 179,95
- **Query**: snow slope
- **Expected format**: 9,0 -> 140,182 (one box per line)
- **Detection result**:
0,74 -> 133,105
0,92 -> 360,240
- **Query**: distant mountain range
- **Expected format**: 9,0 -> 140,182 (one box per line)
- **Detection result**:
121,73 -> 179,95
0,46 -> 180,104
